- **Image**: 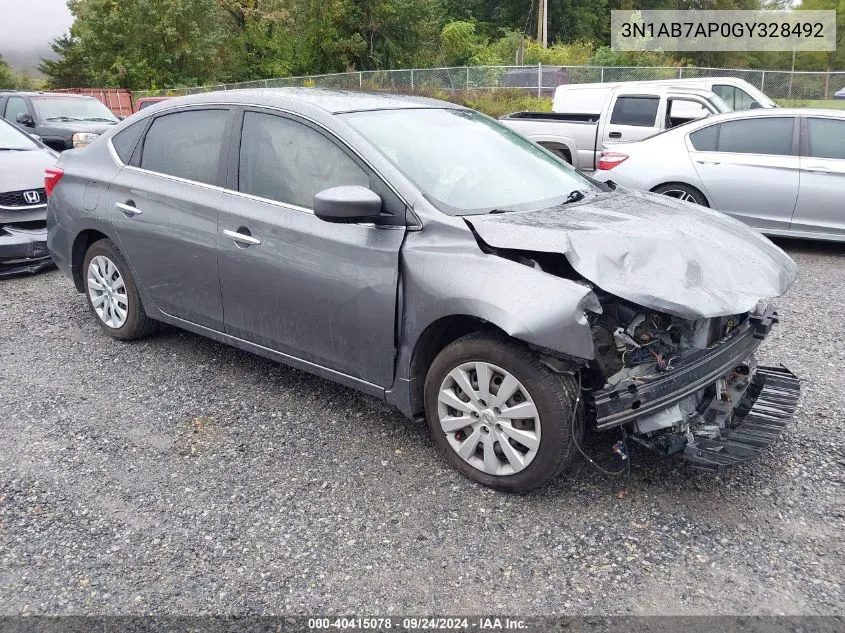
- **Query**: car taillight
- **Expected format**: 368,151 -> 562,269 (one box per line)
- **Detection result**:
597,152 -> 629,171
45,167 -> 65,197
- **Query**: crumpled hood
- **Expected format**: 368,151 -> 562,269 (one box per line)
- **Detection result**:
0,149 -> 58,193
465,189 -> 798,319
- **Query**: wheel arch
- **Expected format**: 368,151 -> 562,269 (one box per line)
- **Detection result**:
405,315 -> 507,418
71,228 -> 112,292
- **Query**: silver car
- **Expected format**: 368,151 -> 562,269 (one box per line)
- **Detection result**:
47,89 -> 800,492
593,108 -> 845,242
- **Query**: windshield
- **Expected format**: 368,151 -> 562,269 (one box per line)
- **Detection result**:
343,108 -> 598,215
0,118 -> 40,150
32,96 -> 118,122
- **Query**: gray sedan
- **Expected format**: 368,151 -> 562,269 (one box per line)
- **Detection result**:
47,89 -> 800,492
593,108 -> 845,242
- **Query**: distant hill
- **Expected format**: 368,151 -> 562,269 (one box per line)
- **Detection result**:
0,45 -> 55,76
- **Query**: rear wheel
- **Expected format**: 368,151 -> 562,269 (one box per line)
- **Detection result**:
424,333 -> 582,492
83,239 -> 158,340
652,183 -> 708,206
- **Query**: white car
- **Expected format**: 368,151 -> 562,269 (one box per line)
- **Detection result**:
592,108 -> 845,242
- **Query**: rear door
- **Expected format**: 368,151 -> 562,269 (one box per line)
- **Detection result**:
689,116 -> 799,231
106,107 -> 231,330
216,108 -> 406,387
791,115 -> 845,238
603,93 -> 662,143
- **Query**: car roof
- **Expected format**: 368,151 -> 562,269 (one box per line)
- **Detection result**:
151,87 -> 462,114
0,91 -> 98,99
692,107 -> 845,123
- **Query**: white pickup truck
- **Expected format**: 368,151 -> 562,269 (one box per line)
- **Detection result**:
499,85 -> 731,171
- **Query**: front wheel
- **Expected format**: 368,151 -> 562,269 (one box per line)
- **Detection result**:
424,333 -> 582,492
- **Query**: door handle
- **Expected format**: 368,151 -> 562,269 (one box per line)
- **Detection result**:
223,228 -> 261,246
608,132 -> 622,139
116,202 -> 141,217
696,160 -> 721,165
804,165 -> 833,174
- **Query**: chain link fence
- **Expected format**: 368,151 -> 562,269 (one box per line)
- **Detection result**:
135,65 -> 845,102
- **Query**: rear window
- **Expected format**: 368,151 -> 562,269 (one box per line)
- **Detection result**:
139,109 -> 228,184
610,96 -> 659,127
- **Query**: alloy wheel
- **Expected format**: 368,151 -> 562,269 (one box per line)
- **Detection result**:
660,189 -> 697,203
87,255 -> 129,329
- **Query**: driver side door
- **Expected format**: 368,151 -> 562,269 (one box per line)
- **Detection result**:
216,109 -> 407,388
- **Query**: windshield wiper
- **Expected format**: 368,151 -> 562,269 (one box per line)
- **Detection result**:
562,190 -> 587,204
0,147 -> 30,151
82,117 -> 117,122
45,116 -> 83,122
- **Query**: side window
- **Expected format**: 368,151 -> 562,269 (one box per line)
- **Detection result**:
712,85 -> 736,109
716,117 -> 794,155
111,119 -> 147,164
689,124 -> 719,151
806,118 -> 845,160
4,96 -> 29,123
609,96 -> 659,127
668,98 -> 709,124
140,109 -> 228,184
238,111 -> 369,208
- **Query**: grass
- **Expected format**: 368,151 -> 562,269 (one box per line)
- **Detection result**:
775,99 -> 845,109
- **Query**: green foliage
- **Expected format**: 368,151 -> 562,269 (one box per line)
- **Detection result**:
37,0 -> 844,91
38,34 -> 93,88
0,55 -> 37,90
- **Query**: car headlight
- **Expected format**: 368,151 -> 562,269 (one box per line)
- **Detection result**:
72,132 -> 99,149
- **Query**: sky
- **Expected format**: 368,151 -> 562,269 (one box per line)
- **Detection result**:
0,0 -> 74,71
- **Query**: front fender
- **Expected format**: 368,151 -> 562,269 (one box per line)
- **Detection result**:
398,229 -> 598,369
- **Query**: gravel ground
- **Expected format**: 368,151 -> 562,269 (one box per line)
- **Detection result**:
1,238 -> 843,616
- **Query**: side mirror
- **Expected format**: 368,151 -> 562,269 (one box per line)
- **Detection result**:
314,185 -> 382,223
16,113 -> 34,127
748,101 -> 763,110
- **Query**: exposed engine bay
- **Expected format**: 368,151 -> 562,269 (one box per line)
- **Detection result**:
581,293 -> 799,470
587,292 -> 743,389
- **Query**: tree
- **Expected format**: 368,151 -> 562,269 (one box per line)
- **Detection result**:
38,34 -> 93,88
62,0 -> 225,90
0,54 -> 36,90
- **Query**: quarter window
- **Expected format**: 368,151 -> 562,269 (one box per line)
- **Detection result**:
715,117 -> 794,156
4,96 -> 29,123
111,120 -> 147,164
689,124 -> 719,151
140,110 -> 228,184
806,117 -> 845,160
238,111 -> 369,208
609,96 -> 659,127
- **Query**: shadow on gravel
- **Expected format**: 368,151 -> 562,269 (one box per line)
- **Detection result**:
770,236 -> 845,256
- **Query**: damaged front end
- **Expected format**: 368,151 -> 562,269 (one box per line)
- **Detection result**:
584,294 -> 799,471
0,221 -> 53,278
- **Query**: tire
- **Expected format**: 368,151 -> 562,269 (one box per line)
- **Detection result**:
82,238 -> 158,340
424,332 -> 583,493
652,183 -> 709,206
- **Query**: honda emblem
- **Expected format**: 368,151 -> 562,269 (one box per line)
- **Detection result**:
23,190 -> 41,204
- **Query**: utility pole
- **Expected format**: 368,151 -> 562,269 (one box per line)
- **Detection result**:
536,0 -> 548,48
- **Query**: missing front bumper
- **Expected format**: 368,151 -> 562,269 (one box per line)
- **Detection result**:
682,365 -> 800,472
0,224 -> 53,278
